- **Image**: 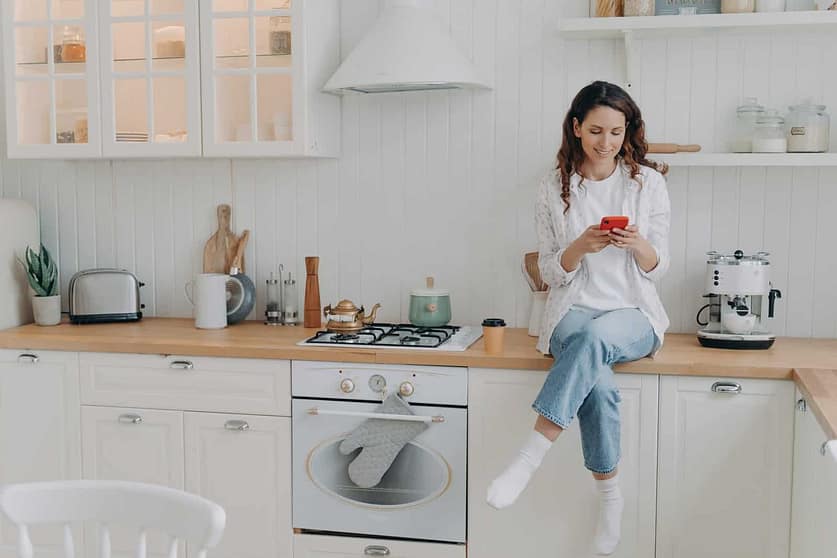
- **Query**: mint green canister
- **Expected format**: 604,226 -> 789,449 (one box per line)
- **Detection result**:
409,276 -> 451,327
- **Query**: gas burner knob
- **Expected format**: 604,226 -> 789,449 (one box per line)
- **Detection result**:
369,374 -> 387,393
339,379 -> 355,393
399,381 -> 414,397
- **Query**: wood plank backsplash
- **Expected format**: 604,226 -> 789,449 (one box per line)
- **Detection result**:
0,0 -> 835,338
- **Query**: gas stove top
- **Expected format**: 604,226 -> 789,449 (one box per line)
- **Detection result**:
298,324 -> 483,351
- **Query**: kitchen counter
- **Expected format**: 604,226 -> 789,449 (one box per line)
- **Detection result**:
1,317 -> 836,438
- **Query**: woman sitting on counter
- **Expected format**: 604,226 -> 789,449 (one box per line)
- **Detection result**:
486,81 -> 671,556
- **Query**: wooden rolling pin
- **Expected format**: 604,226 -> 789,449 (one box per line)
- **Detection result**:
648,143 -> 702,154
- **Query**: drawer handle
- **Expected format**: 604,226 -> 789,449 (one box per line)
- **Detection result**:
118,414 -> 143,424
169,360 -> 194,370
711,381 -> 742,394
364,546 -> 390,556
17,354 -> 39,364
224,420 -> 249,431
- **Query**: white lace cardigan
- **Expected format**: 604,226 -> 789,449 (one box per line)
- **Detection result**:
535,163 -> 671,356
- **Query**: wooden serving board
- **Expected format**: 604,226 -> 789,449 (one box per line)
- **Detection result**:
203,204 -> 241,274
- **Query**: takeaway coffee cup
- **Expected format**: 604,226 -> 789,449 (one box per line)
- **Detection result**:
482,318 -> 507,354
185,273 -> 228,329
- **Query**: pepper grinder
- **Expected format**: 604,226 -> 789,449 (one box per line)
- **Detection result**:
264,265 -> 283,325
304,256 -> 321,328
283,272 -> 298,325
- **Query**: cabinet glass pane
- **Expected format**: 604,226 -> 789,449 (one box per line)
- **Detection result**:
255,16 -> 292,68
255,0 -> 291,9
54,24 -> 87,70
214,18 -> 249,65
215,75 -> 250,142
152,21 -> 185,71
111,0 -> 144,18
213,0 -> 247,12
113,21 -> 146,62
15,0 -> 47,21
16,81 -> 50,144
151,0 -> 183,15
14,26 -> 49,67
257,73 -> 292,142
115,78 -> 149,141
153,77 -> 186,143
52,0 -> 84,19
56,79 -> 88,144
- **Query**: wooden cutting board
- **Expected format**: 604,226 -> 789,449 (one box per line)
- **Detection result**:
203,204 -> 241,274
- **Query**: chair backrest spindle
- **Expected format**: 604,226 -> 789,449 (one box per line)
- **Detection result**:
135,528 -> 147,558
166,537 -> 179,558
16,525 -> 32,558
63,523 -> 75,558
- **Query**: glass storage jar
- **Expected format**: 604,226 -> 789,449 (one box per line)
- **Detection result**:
752,110 -> 787,153
61,25 -> 85,63
786,102 -> 830,153
624,0 -> 655,16
722,0 -> 755,11
731,97 -> 764,153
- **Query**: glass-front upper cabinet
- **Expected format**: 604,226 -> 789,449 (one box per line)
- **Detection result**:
99,0 -> 201,157
200,0 -> 340,157
2,0 -> 102,158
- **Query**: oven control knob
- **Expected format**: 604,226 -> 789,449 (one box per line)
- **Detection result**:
339,379 -> 355,393
399,381 -> 414,397
369,374 -> 387,393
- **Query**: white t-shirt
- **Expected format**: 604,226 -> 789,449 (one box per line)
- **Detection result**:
571,165 -> 637,312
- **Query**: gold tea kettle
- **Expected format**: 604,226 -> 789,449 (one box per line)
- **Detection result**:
323,299 -> 381,333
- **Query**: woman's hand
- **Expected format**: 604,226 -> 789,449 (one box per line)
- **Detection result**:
574,225 -> 613,254
609,225 -> 659,273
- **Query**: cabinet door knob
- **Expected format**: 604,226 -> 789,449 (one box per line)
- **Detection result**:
711,381 -> 742,394
224,419 -> 250,431
169,360 -> 194,370
363,546 -> 390,556
17,354 -> 39,364
118,414 -> 143,424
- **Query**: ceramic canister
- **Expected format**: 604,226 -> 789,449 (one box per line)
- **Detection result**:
409,277 -> 451,327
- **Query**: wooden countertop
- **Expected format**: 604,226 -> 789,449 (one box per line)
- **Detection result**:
1,317 -> 837,439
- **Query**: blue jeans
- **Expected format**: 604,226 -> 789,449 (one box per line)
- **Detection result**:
532,306 -> 656,474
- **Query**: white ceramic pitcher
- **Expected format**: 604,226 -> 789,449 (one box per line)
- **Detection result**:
185,273 -> 228,329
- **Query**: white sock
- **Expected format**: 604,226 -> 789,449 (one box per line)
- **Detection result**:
486,430 -> 552,509
593,474 -> 624,555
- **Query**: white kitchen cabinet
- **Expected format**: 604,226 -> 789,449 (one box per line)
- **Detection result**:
293,534 -> 466,558
185,412 -> 292,558
656,375 -> 794,558
789,390 -> 837,558
81,405 -> 185,558
199,0 -> 340,157
1,0 -> 102,158
0,350 -> 82,558
468,368 -> 659,558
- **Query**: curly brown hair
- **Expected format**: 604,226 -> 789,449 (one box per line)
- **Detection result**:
556,81 -> 667,213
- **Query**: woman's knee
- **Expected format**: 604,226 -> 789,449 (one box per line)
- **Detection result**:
585,382 -> 622,408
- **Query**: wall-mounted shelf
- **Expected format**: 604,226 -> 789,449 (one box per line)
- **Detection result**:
651,152 -> 837,166
559,10 -> 837,38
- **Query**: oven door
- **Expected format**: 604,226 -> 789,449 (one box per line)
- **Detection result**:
292,398 -> 467,543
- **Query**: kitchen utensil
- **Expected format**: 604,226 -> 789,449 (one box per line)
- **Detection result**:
68,269 -> 144,324
226,230 -> 255,324
482,318 -> 507,354
647,143 -> 702,154
283,272 -> 298,325
409,276 -> 452,327
523,252 -> 546,292
528,291 -> 548,337
304,256 -> 321,328
185,273 -> 228,329
203,204 -> 239,274
0,199 -> 38,330
322,299 -> 381,333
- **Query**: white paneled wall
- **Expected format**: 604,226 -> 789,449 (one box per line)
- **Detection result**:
1,0 -> 836,338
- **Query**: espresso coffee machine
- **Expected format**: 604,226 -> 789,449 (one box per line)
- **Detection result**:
696,250 -> 782,349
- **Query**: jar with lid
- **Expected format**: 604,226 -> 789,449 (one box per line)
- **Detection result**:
61,25 -> 85,63
786,102 -> 830,153
269,16 -> 291,55
731,97 -> 764,153
624,0 -> 654,16
755,0 -> 785,11
721,0 -> 755,11
752,110 -> 787,153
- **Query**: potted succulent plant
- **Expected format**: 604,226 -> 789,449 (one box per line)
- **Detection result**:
21,244 -> 60,326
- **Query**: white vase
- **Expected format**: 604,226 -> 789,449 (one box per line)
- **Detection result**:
32,295 -> 61,326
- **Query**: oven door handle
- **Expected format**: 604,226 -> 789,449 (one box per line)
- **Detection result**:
306,408 -> 445,424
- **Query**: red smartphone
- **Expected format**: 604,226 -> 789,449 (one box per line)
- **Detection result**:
600,216 -> 629,231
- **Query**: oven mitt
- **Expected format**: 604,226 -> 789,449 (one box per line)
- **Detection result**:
339,393 -> 429,489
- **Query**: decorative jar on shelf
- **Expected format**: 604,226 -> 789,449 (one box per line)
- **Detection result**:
786,101 -> 830,153
721,0 -> 755,11
624,0 -> 655,16
755,0 -> 786,10
61,25 -> 85,63
752,110 -> 787,153
731,97 -> 764,153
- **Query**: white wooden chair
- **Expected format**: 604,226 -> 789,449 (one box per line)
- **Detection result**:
0,480 -> 225,558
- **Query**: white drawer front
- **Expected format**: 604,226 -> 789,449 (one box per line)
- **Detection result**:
293,534 -> 465,558
80,353 -> 290,416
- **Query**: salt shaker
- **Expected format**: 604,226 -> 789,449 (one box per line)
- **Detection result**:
283,273 -> 298,325
265,271 -> 283,325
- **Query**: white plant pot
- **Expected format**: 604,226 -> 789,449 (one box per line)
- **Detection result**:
32,295 -> 61,326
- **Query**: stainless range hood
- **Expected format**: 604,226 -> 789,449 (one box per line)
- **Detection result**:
323,0 -> 491,95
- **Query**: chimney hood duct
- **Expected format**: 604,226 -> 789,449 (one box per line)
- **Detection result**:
323,1 -> 491,94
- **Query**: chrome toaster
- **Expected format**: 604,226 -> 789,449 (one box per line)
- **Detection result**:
68,269 -> 145,324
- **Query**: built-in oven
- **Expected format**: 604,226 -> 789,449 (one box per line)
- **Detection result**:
291,361 -> 467,544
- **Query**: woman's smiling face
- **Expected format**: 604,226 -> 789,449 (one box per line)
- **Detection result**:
573,105 -> 627,164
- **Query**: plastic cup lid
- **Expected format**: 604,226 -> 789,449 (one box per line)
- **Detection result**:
482,318 -> 506,327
